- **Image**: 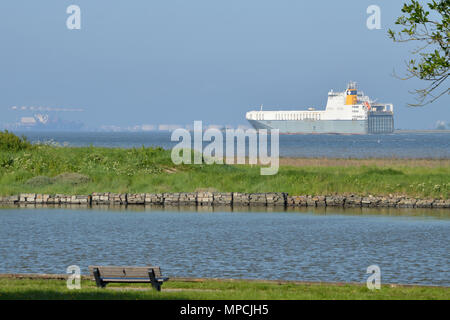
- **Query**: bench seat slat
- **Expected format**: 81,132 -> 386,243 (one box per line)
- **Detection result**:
89,266 -> 159,272
101,278 -> 152,283
88,266 -> 162,278
93,273 -> 158,278
100,277 -> 169,283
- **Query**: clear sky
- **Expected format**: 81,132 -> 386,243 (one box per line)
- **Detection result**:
0,0 -> 448,129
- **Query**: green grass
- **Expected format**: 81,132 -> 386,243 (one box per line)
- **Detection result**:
0,145 -> 449,198
0,278 -> 448,300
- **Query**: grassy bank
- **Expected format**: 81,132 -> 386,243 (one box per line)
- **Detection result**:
0,277 -> 448,300
0,143 -> 449,198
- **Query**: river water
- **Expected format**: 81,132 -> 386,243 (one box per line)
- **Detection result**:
0,206 -> 448,286
17,131 -> 450,159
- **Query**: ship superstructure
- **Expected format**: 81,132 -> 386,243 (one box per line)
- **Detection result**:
246,82 -> 394,134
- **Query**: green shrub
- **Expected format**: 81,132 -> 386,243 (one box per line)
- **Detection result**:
0,153 -> 14,168
52,172 -> 91,185
0,130 -> 32,151
26,176 -> 54,187
25,173 -> 91,186
363,167 -> 404,175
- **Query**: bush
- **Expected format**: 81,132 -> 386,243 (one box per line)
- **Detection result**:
0,130 -> 32,151
26,176 -> 54,187
0,153 -> 14,168
52,173 -> 91,185
25,173 -> 91,187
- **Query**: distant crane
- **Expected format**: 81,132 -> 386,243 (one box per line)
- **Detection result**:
10,106 -> 84,112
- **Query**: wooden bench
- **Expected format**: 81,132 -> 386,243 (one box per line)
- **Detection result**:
88,265 -> 169,291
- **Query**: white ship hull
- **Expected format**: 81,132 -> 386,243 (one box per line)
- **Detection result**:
247,119 -> 368,134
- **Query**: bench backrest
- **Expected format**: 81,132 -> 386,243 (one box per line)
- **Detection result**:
88,266 -> 162,279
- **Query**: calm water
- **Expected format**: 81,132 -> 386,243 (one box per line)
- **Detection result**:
18,131 -> 450,159
0,207 -> 448,286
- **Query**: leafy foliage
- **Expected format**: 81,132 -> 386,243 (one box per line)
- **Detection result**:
388,0 -> 449,106
0,130 -> 32,151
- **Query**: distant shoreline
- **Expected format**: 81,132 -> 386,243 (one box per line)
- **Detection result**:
395,129 -> 450,133
6,129 -> 450,134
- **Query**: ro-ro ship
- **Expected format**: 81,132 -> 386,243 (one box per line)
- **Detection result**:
246,82 -> 394,134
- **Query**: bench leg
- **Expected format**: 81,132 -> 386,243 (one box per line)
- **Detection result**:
93,268 -> 106,288
148,270 -> 161,291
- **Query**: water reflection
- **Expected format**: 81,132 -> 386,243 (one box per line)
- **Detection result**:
1,203 -> 449,219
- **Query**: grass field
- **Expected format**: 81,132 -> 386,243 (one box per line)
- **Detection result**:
0,143 -> 449,198
0,277 -> 448,300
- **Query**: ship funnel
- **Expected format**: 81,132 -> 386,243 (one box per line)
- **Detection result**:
345,81 -> 358,105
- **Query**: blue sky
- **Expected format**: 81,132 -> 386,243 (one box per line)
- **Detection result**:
0,0 -> 448,129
